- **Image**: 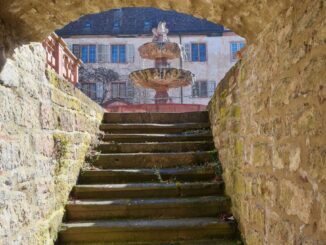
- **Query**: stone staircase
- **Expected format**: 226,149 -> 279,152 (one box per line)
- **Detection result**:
58,111 -> 241,244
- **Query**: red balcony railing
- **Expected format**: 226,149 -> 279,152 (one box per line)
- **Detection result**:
42,33 -> 82,85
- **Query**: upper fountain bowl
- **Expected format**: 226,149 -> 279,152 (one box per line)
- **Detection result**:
138,42 -> 181,60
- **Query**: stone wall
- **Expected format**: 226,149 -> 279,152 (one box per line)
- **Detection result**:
208,0 -> 326,244
0,44 -> 103,244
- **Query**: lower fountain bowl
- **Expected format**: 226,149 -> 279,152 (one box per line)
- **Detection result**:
129,68 -> 193,91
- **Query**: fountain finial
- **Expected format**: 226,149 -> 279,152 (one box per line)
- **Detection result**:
152,22 -> 169,42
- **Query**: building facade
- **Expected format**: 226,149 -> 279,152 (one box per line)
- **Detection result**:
57,8 -> 245,106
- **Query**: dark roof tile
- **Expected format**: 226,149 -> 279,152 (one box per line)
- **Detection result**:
56,7 -> 224,37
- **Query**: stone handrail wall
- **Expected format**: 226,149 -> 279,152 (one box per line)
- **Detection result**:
0,44 -> 104,244
208,1 -> 325,244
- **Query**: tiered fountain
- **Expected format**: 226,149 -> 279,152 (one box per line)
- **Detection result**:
129,22 -> 194,104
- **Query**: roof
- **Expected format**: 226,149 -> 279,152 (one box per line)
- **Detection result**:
56,7 -> 224,37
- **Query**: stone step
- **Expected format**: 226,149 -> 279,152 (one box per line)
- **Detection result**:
102,111 -> 209,124
92,152 -> 215,169
58,218 -> 237,243
58,239 -> 242,245
102,133 -> 213,143
97,141 -> 215,153
66,196 -> 230,221
100,122 -> 210,134
72,182 -> 224,199
79,166 -> 217,184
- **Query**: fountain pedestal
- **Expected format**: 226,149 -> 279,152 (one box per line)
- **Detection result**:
154,90 -> 169,104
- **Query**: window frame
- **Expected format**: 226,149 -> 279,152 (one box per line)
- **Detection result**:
111,44 -> 127,64
190,42 -> 207,62
192,80 -> 209,98
111,82 -> 127,99
80,44 -> 97,63
81,83 -> 97,100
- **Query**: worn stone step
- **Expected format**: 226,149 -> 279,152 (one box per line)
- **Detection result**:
79,166 -> 217,184
100,123 -> 210,134
72,182 -> 224,199
59,239 -> 242,245
102,133 -> 213,143
66,196 -> 230,221
92,152 -> 215,169
59,218 -> 237,243
102,111 -> 209,124
97,141 -> 215,153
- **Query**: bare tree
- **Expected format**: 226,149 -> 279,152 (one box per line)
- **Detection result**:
79,65 -> 119,104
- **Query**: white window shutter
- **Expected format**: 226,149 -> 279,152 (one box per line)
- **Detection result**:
127,44 -> 135,63
96,82 -> 104,100
192,82 -> 199,97
127,81 -> 135,102
208,80 -> 216,97
183,43 -> 191,62
97,44 -> 110,63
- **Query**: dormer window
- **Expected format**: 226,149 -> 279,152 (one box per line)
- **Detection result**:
144,21 -> 152,32
84,22 -> 91,29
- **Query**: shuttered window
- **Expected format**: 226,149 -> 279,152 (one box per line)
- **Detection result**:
112,82 -> 127,98
192,80 -> 216,97
81,83 -> 97,100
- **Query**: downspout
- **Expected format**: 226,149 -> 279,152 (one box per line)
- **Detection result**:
178,34 -> 183,104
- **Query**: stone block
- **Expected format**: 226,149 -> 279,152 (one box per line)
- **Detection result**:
251,142 -> 271,167
0,59 -> 19,87
280,180 -> 313,223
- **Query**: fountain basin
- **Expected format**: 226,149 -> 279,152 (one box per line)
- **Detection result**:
138,42 -> 181,60
129,68 -> 192,91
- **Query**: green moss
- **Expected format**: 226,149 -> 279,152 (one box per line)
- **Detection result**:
231,105 -> 241,118
53,134 -> 70,175
235,140 -> 244,157
220,89 -> 228,100
219,107 -> 228,118
238,66 -> 247,83
233,172 -> 246,194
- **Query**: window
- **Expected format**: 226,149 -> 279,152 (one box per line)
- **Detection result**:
191,43 -> 207,62
81,83 -> 97,100
111,45 -> 126,63
80,45 -> 96,63
192,80 -> 216,97
111,82 -> 127,98
84,21 -> 91,29
144,21 -> 152,32
230,41 -> 245,61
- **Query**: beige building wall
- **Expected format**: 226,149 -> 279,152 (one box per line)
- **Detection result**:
64,32 -> 244,105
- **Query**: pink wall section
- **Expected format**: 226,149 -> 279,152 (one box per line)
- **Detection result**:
105,103 -> 207,113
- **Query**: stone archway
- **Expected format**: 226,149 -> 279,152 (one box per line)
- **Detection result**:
0,1 -> 325,244
0,0 -> 293,57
